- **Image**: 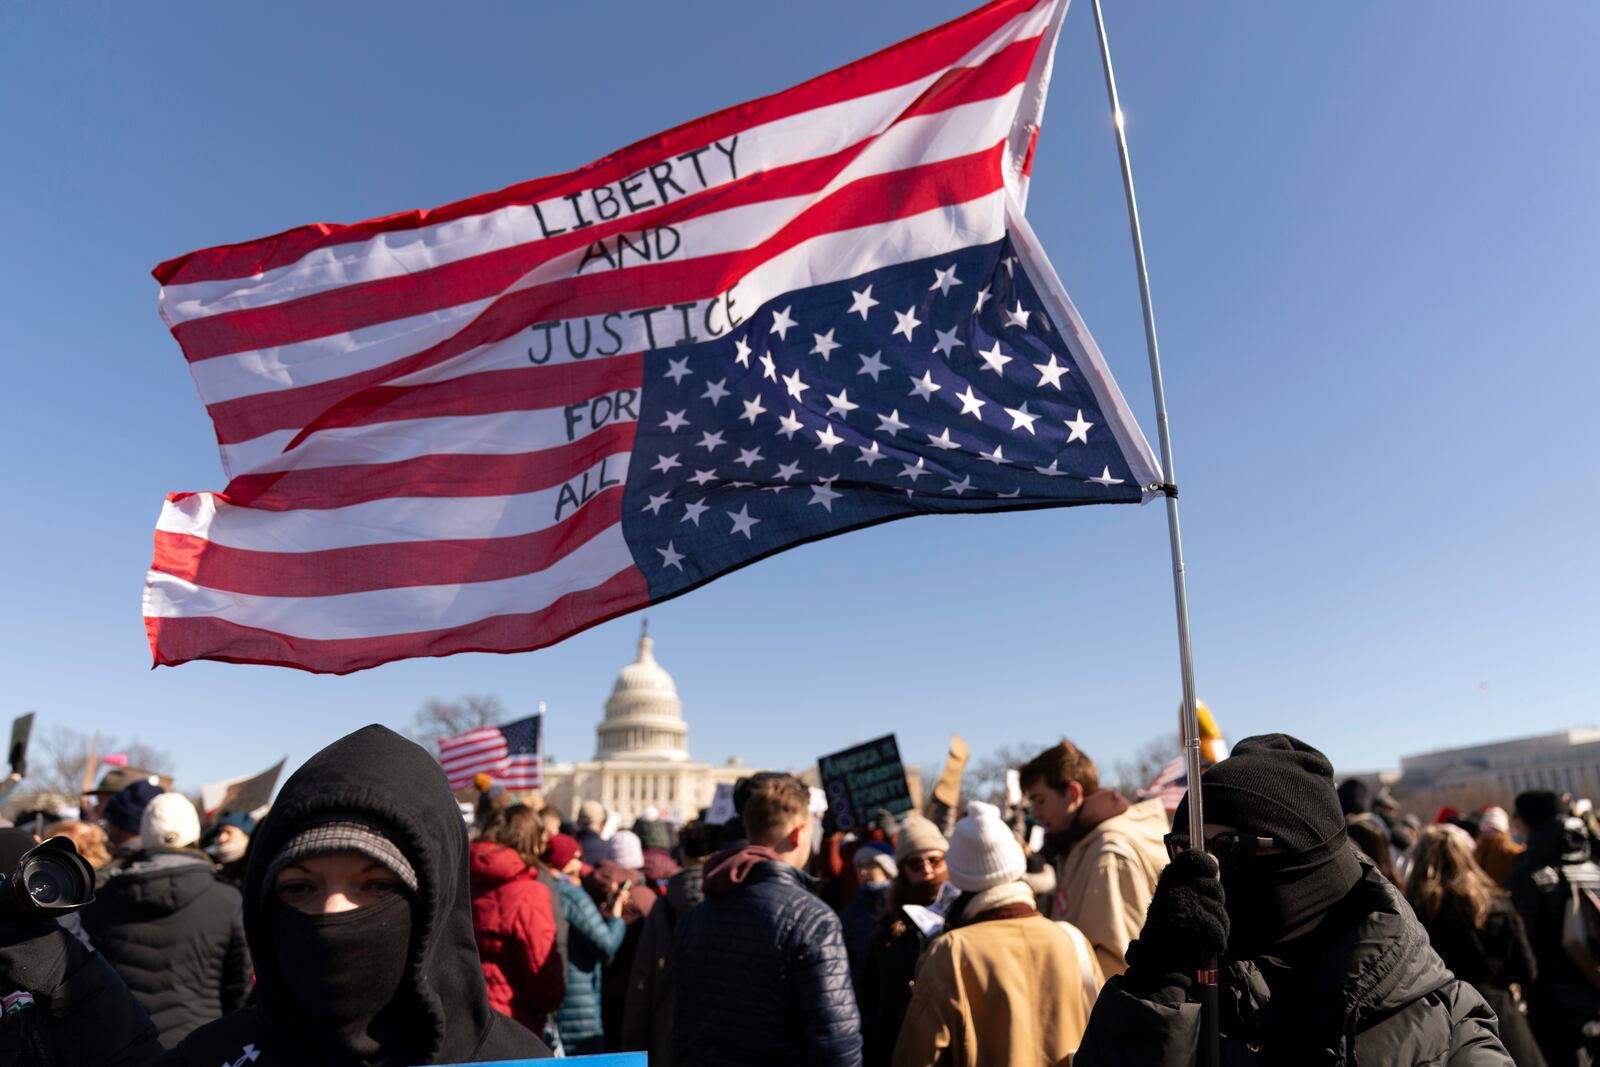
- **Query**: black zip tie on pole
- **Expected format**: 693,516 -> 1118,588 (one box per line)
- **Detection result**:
1150,483 -> 1178,499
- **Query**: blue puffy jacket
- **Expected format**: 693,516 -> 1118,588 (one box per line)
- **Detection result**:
673,846 -> 861,1066
551,874 -> 626,1055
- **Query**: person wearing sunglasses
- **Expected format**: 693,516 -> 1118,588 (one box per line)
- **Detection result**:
1076,734 -> 1514,1066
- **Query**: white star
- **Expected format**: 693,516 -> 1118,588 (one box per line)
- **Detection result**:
782,368 -> 810,401
825,388 -> 860,420
1003,302 -> 1031,329
688,468 -> 718,487
926,427 -> 960,451
759,352 -> 777,382
762,485 -> 791,494
701,377 -> 730,404
856,441 -> 886,467
697,430 -> 726,452
769,306 -> 797,340
977,342 -> 1012,375
681,499 -> 709,526
856,350 -> 888,382
809,475 -> 843,513
955,386 -> 986,419
932,325 -> 965,358
997,487 -> 1021,499
651,453 -> 681,474
774,460 -> 803,482
930,265 -> 963,296
945,474 -> 973,495
728,480 -> 755,489
656,541 -> 685,571
1003,401 -> 1040,434
908,370 -> 942,402
727,505 -> 760,538
660,409 -> 688,432
974,285 -> 992,313
1003,255 -> 1017,276
810,329 -> 841,361
642,492 -> 672,515
734,337 -> 752,367
777,409 -> 805,439
898,457 -> 929,483
740,395 -> 768,425
1090,467 -> 1126,487
814,424 -> 845,453
664,357 -> 692,384
979,444 -> 1008,465
1033,460 -> 1068,477
876,409 -> 909,436
732,447 -> 762,469
1033,355 -> 1069,390
847,285 -> 879,320
892,306 -> 922,341
1064,409 -> 1094,444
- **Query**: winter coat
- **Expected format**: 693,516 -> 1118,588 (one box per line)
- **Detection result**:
1046,792 -> 1169,977
1075,864 -> 1513,1067
537,867 -> 570,982
1480,832 -> 1526,888
468,841 -> 565,1033
1421,895 -> 1545,1067
585,858 -> 653,1051
552,873 -> 627,1055
0,724 -> 553,1066
623,864 -> 705,1066
79,849 -> 251,1047
1509,816 -> 1600,1062
673,845 -> 862,1067
841,882 -> 891,988
893,882 -> 1094,1067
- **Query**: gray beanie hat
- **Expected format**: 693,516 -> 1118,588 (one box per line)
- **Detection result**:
264,818 -> 418,894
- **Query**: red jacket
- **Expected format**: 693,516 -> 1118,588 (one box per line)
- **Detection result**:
468,841 -> 565,1032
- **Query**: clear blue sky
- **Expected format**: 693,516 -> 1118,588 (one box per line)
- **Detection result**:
3,2 -> 1596,791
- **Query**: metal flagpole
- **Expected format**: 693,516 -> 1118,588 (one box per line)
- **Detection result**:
1087,1 -> 1220,1064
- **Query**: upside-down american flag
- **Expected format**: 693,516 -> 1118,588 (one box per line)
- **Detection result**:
439,714 -> 544,792
143,0 -> 1160,675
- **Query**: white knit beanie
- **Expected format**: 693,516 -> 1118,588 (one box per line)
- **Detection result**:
141,792 -> 202,850
945,801 -> 1025,893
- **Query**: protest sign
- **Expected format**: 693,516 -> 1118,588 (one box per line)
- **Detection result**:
931,734 -> 968,809
817,734 -> 912,832
200,758 -> 285,818
7,713 -> 34,777
706,783 -> 737,826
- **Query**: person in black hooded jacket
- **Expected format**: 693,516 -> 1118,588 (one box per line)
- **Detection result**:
0,724 -> 551,1067
1075,734 -> 1512,1067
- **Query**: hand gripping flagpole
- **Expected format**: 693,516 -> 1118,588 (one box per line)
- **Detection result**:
1088,2 -> 1220,1064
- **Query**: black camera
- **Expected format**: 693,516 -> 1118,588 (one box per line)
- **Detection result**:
0,837 -> 95,919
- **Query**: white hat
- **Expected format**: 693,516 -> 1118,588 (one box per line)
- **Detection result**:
1480,806 -> 1511,835
141,792 -> 202,850
945,801 -> 1026,893
609,829 -> 645,871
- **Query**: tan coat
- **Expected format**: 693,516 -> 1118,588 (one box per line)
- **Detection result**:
1053,797 -> 1170,977
893,883 -> 1098,1067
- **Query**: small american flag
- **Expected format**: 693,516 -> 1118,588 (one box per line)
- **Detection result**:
1138,755 -> 1188,815
143,0 -> 1161,674
438,713 -> 543,791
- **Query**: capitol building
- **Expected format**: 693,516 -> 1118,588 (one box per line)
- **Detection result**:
539,624 -> 752,825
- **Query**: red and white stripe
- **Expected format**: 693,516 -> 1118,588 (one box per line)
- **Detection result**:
145,0 -> 1072,674
495,756 -> 544,791
439,727 -> 511,790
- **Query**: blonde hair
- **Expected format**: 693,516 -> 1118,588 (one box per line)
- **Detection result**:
44,819 -> 111,870
1405,824 -> 1500,928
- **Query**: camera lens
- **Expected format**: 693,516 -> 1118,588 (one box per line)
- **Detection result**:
26,869 -> 64,905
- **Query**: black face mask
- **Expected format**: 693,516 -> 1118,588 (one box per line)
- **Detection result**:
1219,840 -> 1361,958
271,893 -> 415,1063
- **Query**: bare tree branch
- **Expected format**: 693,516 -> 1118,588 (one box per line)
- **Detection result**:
410,694 -> 507,752
21,724 -> 175,798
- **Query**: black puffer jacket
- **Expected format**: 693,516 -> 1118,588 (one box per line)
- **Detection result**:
0,724 -> 551,1067
79,849 -> 250,1046
1509,817 -> 1600,1038
673,846 -> 861,1066
1076,864 -> 1513,1066
624,864 -> 704,1064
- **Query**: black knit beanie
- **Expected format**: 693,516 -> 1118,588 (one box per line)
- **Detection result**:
1515,790 -> 1564,830
1174,734 -> 1346,855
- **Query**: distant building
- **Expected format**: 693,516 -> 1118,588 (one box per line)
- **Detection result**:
539,624 -> 754,825
1376,728 -> 1600,814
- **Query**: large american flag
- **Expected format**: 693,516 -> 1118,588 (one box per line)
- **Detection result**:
143,0 -> 1160,674
439,714 -> 544,792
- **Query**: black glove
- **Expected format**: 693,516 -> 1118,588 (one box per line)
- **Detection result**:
1125,848 -> 1229,980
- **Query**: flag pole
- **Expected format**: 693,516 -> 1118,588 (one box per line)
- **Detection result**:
1087,1 -> 1219,1063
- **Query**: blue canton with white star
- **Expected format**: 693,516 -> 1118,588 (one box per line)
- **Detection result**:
621,236 -> 1144,600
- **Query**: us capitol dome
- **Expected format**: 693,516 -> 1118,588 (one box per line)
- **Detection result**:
539,622 -> 753,824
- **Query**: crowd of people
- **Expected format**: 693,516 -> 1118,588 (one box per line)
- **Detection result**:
0,723 -> 1596,1066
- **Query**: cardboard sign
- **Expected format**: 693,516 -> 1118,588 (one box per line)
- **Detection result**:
706,782 -> 737,826
931,734 -> 969,808
200,758 -> 286,818
817,734 -> 912,832
8,713 -> 34,777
